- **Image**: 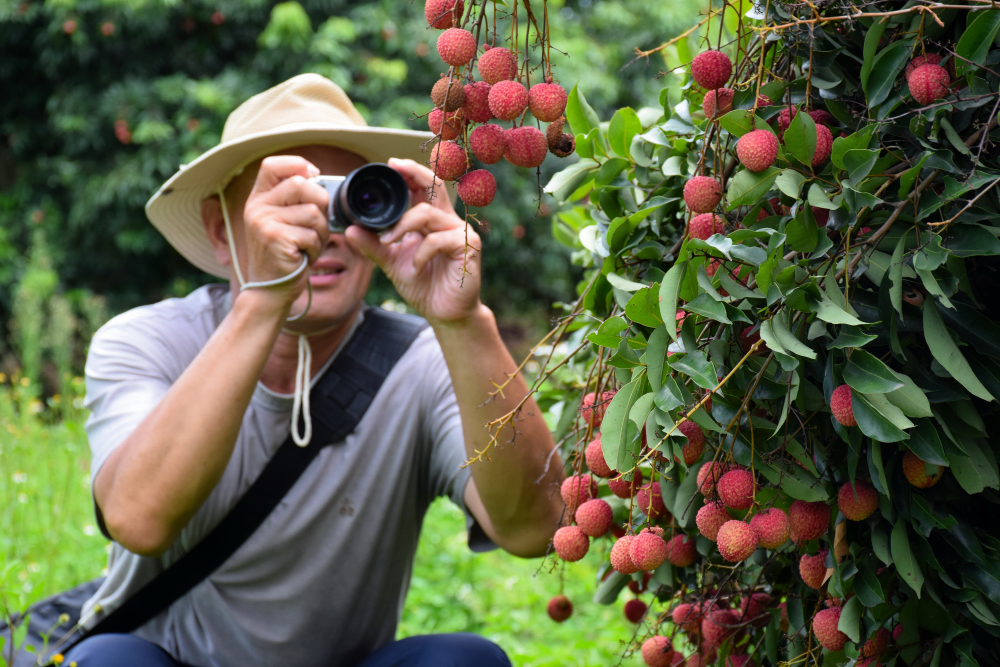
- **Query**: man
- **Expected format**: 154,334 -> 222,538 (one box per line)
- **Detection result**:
67,74 -> 564,667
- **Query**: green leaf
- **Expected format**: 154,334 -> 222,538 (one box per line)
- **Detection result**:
629,392 -> 655,434
566,83 -> 600,136
807,183 -> 839,210
838,596 -> 863,643
593,570 -> 629,604
860,18 -> 889,92
810,292 -> 867,326
727,167 -> 781,210
855,563 -> 886,607
588,315 -> 628,348
683,293 -> 731,324
601,376 -> 649,472
669,350 -> 718,390
923,300 -> 996,402
843,149 -> 879,182
718,109 -> 772,138
866,39 -> 912,107
626,287 -> 663,327
888,230 -> 908,316
891,521 -> 924,597
659,262 -> 686,341
853,392 -> 910,442
828,326 -> 877,349
606,271 -> 646,292
608,107 -> 643,159
771,311 -> 816,359
907,419 -> 949,466
885,375 -> 933,418
775,169 -> 807,199
945,224 -> 1000,258
785,210 -> 819,253
844,349 -> 905,393
594,157 -> 630,187
955,10 -> 1000,76
646,326 -> 670,393
872,525 -> 892,565
866,391 -> 916,430
783,108 -> 817,165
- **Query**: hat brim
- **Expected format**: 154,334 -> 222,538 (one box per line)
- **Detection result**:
146,123 -> 435,279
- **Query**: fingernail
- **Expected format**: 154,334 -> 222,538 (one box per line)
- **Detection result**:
308,165 -> 320,176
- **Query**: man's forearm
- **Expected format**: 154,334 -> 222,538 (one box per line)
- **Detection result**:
432,305 -> 564,557
94,290 -> 288,556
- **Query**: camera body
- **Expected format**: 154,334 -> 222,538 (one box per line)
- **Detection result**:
310,163 -> 410,233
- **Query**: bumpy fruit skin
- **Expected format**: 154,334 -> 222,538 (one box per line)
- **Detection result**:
547,594 -> 573,622
580,390 -> 615,427
477,46 -> 517,84
678,420 -> 706,465
504,126 -> 547,168
808,109 -> 836,127
429,141 -> 468,180
684,176 -> 724,213
636,483 -> 669,519
903,451 -> 944,488
702,88 -> 734,119
740,592 -> 773,626
909,64 -> 951,105
553,525 -> 589,561
717,521 -> 758,562
488,80 -> 529,121
624,598 -> 648,623
749,507 -> 791,549
702,609 -> 739,647
813,607 -> 848,651
696,501 -> 732,541
428,108 -> 465,141
777,106 -> 797,133
462,81 -> 493,123
697,462 -> 730,495
641,636 -> 674,667
689,213 -> 725,240
609,470 -> 643,499
436,28 -> 476,66
800,549 -> 829,589
736,130 -> 779,172
691,50 -> 732,90
906,53 -> 943,79
561,474 -> 598,508
717,469 -> 755,510
630,531 -> 668,571
812,124 -> 833,167
861,627 -> 890,657
585,436 -> 613,478
575,498 -> 614,537
468,123 -> 506,164
838,480 -> 879,521
611,535 -> 640,574
528,82 -> 568,122
425,0 -> 464,28
456,170 -> 496,208
892,623 -> 903,642
672,602 -> 701,633
789,500 -> 829,542
665,534 -> 697,567
431,77 -> 465,111
830,384 -> 856,427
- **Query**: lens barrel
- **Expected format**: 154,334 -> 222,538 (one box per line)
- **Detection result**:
332,163 -> 409,231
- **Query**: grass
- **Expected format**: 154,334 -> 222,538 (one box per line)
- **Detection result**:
0,382 -> 640,666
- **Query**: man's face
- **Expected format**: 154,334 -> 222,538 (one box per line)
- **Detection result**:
212,145 -> 375,331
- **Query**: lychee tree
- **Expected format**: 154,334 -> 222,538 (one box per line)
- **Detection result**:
473,1 -> 1000,665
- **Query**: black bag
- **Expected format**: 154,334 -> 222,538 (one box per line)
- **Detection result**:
0,308 -> 427,666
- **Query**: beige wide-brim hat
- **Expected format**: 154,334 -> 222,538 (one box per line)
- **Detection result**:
146,73 -> 434,279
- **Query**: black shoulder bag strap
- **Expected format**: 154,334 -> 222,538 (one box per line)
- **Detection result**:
77,308 -> 427,642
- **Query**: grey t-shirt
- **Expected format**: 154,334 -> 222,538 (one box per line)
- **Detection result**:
81,284 -> 478,667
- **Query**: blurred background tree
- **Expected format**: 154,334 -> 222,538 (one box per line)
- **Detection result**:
0,0 -> 700,387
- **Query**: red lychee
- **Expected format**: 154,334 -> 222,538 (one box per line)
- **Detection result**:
808,109 -> 836,127
581,391 -> 615,427
861,627 -> 890,657
689,213 -> 725,240
477,46 -> 517,84
788,500 -> 829,542
488,80 -> 529,121
677,421 -> 706,466
830,384 -> 856,427
665,534 -> 697,567
749,507 -> 790,549
756,93 -> 772,107
717,520 -> 758,562
697,461 -> 730,495
575,498 -> 614,537
906,53 -> 943,79
717,469 -> 755,510
609,470 -> 643,499
630,531 -> 668,571
436,28 -> 476,66
838,480 -> 878,521
425,0 -> 464,28
456,169 -> 497,208
528,82 -> 568,122
684,176 -> 723,214
777,106 -> 797,133
636,483 -> 669,519
736,130 -> 779,172
504,126 -> 547,168
547,594 -> 573,622
553,525 -> 589,561
428,141 -> 468,180
611,535 -> 640,574
903,451 -> 944,488
561,474 -> 598,508
428,108 -> 465,140
799,549 -> 829,589
696,501 -> 732,541
431,77 -> 465,111
909,64 -> 951,105
740,592 -> 773,626
892,623 -> 903,642
812,206 -> 830,227
702,88 -> 734,120
63,19 -> 76,34
585,435 -> 614,478
462,81 -> 493,123
468,123 -> 507,164
812,607 -> 848,650
813,124 -> 833,167
702,609 -> 739,647
642,636 -> 675,667
672,602 -> 701,633
691,50 -> 732,90
624,598 -> 648,623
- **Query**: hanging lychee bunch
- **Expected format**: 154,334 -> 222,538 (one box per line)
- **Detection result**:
422,0 -> 574,211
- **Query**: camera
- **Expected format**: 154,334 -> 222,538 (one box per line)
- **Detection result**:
311,163 -> 409,233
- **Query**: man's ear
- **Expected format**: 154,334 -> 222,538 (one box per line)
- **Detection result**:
201,195 -> 232,267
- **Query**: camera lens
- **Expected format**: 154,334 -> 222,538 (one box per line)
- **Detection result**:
350,178 -> 391,217
334,163 -> 409,230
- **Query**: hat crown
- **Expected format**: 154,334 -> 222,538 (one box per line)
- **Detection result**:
221,73 -> 368,143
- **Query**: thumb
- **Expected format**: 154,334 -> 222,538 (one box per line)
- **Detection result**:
345,226 -> 391,267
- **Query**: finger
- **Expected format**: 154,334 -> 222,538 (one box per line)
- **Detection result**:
344,225 -> 392,267
388,158 -> 455,213
254,223 -> 324,270
379,203 -> 462,245
260,203 -> 329,244
412,228 -> 480,275
257,174 -> 329,210
251,156 -> 321,195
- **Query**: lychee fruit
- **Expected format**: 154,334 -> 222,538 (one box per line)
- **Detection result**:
547,594 -> 573,622
740,592 -> 773,626
777,106 -> 797,133
462,81 -> 493,122
677,425 -> 706,466
456,169 -> 496,207
575,498 -> 614,537
611,535 -> 640,574
838,480 -> 878,521
696,501 -> 732,541
665,534 -> 697,567
428,141 -> 468,180
504,126 -> 547,168
553,525 -> 589,561
756,93 -> 772,106
630,531 -> 668,570
830,384 -> 856,426
689,213 -> 725,240
788,500 -> 829,542
697,461 -> 730,495
561,474 -> 598,508
428,108 -> 465,140
425,0 -> 464,28
800,549 -> 829,589
477,46 -> 517,84
528,82 -> 568,122
861,627 -> 890,657
736,130 -> 779,172
672,602 -> 701,633
702,609 -> 739,647
717,520 -> 758,562
749,507 -> 790,549
808,109 -> 836,127
488,80 -> 529,121
609,470 -> 643,499
641,636 -> 675,667
903,451 -> 944,488
812,607 -> 848,650
691,50 -> 733,90
635,483 -> 669,519
431,76 -> 465,111
813,124 -> 833,167
909,64 -> 951,105
581,390 -> 614,427
684,176 -> 723,214
906,53 -> 943,79
585,435 -> 614,478
436,28 -> 476,66
892,623 -> 903,642
469,123 -> 507,164
717,469 -> 755,510
702,88 -> 734,120
624,598 -> 648,623
545,116 -> 576,157
812,206 -> 830,227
